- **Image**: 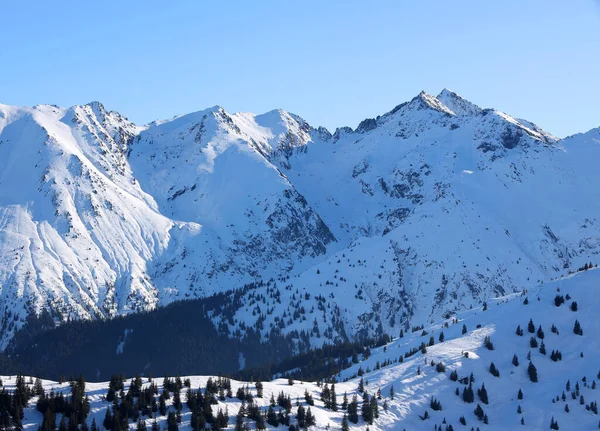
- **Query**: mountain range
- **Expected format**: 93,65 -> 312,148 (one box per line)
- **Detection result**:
1,89 -> 599,350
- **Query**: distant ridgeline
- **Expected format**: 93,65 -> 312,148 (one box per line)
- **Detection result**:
0,284 -> 385,382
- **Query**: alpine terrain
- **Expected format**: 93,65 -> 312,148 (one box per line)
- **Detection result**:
2,267 -> 600,431
0,89 -> 599,354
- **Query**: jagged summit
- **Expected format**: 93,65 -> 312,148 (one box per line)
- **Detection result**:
436,88 -> 482,116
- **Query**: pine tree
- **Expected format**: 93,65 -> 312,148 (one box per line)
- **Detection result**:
266,406 -> 278,427
462,383 -> 474,403
484,336 -> 494,350
518,389 -> 523,400
528,319 -> 535,333
389,385 -> 394,400
430,397 -> 442,411
474,404 -> 485,421
235,409 -> 244,431
296,405 -> 306,429
489,362 -> 500,377
255,380 -> 263,398
462,324 -> 467,335
167,412 -> 179,431
304,390 -> 314,406
362,393 -> 373,424
331,383 -> 337,411
573,320 -> 583,335
477,384 -> 488,404
512,354 -> 519,366
529,337 -> 538,348
348,395 -> 359,424
103,408 -> 113,430
341,414 -> 349,431
527,362 -> 538,382
370,397 -> 379,419
537,325 -> 545,339
342,392 -> 348,410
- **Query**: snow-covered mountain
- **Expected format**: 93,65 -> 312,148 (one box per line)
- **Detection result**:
5,268 -> 600,431
1,90 -> 599,349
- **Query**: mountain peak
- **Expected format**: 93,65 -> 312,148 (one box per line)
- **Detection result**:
85,100 -> 107,118
401,90 -> 456,116
436,88 -> 482,116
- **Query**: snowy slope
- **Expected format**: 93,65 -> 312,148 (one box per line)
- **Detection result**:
1,91 -> 600,350
6,269 -> 600,431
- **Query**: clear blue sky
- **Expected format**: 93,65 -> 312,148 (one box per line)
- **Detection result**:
1,0 -> 599,137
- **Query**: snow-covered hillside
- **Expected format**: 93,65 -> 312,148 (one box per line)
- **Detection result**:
1,90 -> 599,349
4,268 -> 600,431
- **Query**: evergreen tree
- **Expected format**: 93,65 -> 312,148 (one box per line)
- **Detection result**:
477,384 -> 488,404
235,409 -> 244,431
347,395 -> 359,424
362,393 -> 373,424
483,336 -> 494,350
159,395 -> 167,416
266,406 -> 278,427
527,319 -> 535,333
429,397 -> 442,411
474,404 -> 485,421
536,326 -> 545,339
341,414 -> 349,431
462,383 -> 474,403
103,408 -> 113,430
304,390 -> 314,406
489,362 -> 500,377
168,412 -> 179,431
527,362 -> 538,383
296,405 -> 306,429
305,407 -> 316,428
573,320 -> 583,335
512,354 -> 519,367
331,384 -> 337,411
370,396 -> 379,419
529,337 -> 538,348
462,324 -> 467,335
